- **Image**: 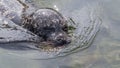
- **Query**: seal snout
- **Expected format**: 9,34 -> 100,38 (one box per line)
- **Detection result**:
48,32 -> 71,47
55,33 -> 71,45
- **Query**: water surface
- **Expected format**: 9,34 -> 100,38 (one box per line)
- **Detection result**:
0,0 -> 120,68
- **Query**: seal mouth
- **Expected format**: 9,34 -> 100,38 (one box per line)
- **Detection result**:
35,40 -> 70,51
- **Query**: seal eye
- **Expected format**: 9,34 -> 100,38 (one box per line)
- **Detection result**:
62,26 -> 68,32
43,27 -> 55,32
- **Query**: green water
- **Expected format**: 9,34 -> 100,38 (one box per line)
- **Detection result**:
0,0 -> 120,68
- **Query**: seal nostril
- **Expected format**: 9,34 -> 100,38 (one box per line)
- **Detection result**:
66,39 -> 71,44
57,38 -> 64,43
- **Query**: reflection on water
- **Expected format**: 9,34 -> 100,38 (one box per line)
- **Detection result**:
0,0 -> 120,68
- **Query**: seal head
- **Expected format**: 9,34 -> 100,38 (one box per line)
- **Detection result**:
22,8 -> 71,47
